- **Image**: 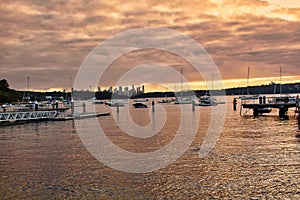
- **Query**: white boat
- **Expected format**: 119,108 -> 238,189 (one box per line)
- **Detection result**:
105,100 -> 125,107
239,67 -> 259,100
195,102 -> 217,106
158,99 -> 172,104
197,95 -> 217,106
134,99 -> 149,103
174,68 -> 193,104
174,98 -> 193,104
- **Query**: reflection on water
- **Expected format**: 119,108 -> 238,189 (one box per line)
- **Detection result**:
0,97 -> 300,199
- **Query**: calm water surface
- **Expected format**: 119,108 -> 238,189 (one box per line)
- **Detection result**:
0,97 -> 299,199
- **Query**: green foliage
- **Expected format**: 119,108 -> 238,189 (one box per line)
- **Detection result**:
0,79 -> 22,103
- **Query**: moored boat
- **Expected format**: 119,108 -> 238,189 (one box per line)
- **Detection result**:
133,103 -> 148,108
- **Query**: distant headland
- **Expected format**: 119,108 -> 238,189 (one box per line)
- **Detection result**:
0,79 -> 299,103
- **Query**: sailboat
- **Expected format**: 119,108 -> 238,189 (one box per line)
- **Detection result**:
174,68 -> 193,104
239,67 -> 259,100
158,92 -> 172,104
268,67 -> 296,104
195,95 -> 217,106
196,74 -> 224,106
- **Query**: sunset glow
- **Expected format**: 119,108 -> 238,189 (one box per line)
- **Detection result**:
0,0 -> 299,92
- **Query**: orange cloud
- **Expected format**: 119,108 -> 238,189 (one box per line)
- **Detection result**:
0,0 -> 299,91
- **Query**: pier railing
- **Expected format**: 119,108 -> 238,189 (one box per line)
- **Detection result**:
0,111 -> 58,121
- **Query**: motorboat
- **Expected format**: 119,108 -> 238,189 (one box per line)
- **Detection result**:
105,101 -> 125,107
158,99 -> 172,104
174,97 -> 193,104
198,95 -> 217,106
133,103 -> 148,108
134,99 -> 149,103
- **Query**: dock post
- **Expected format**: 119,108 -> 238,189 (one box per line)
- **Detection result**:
192,100 -> 195,112
34,101 -> 38,111
253,106 -> 259,117
71,99 -> 74,114
263,96 -> 266,104
117,103 -> 119,113
279,106 -> 288,120
259,96 -> 263,104
82,102 -> 86,113
233,98 -> 237,111
152,100 -> 155,113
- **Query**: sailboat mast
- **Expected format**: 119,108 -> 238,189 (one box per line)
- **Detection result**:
280,66 -> 282,95
211,73 -> 214,91
70,77 -> 73,101
27,76 -> 30,101
180,68 -> 183,99
247,66 -> 250,95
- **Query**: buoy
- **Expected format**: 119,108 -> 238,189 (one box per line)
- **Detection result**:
82,102 -> 86,113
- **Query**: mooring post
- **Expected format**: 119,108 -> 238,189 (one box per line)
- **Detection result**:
152,100 -> 155,113
192,100 -> 195,112
263,96 -> 266,104
297,96 -> 300,130
233,98 -> 237,111
253,106 -> 259,117
82,102 -> 86,113
259,96 -> 263,104
117,103 -> 119,113
279,105 -> 288,120
71,99 -> 74,114
34,101 -> 38,111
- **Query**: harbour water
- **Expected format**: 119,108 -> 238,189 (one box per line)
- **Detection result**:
0,96 -> 299,199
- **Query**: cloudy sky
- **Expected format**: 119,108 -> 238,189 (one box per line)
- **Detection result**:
0,0 -> 299,91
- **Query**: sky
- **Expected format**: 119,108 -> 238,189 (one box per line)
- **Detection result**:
0,0 -> 299,92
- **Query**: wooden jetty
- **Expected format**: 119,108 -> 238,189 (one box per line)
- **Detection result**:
241,96 -> 297,119
295,100 -> 300,130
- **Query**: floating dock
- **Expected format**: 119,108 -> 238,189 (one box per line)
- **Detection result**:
241,96 -> 297,119
0,110 -> 110,126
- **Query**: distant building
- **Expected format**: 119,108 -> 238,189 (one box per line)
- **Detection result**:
124,87 -> 129,96
130,85 -> 136,96
141,85 -> 145,93
124,87 -> 129,92
113,88 -> 118,94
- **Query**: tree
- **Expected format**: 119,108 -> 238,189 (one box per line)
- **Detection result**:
0,79 -> 9,90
